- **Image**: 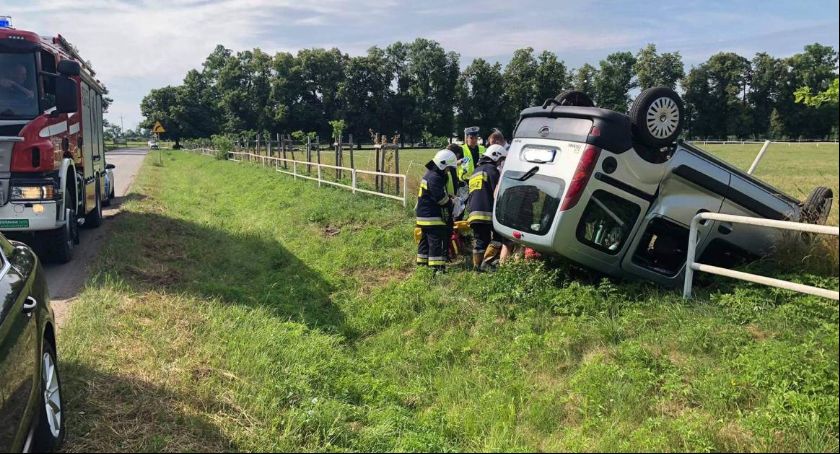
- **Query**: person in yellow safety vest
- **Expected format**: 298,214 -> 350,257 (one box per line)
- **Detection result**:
416,149 -> 458,272
458,126 -> 485,182
446,143 -> 464,195
467,144 -> 507,270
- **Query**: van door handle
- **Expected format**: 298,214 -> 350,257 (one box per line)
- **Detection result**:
22,296 -> 37,316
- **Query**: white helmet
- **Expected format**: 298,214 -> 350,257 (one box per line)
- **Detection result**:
433,149 -> 458,170
483,144 -> 507,162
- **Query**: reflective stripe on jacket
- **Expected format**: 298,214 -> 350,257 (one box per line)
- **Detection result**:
466,158 -> 500,224
416,162 -> 452,226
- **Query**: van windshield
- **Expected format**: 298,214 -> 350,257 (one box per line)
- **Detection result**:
496,171 -> 565,235
0,53 -> 38,119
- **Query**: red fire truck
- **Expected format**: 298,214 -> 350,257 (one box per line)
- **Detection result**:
0,18 -> 114,263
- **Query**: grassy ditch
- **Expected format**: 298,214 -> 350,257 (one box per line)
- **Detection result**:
58,151 -> 838,452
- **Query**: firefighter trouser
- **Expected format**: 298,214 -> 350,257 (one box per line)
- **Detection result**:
471,223 -> 493,254
417,226 -> 449,269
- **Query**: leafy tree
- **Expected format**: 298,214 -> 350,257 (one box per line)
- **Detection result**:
339,48 -> 392,141
295,48 -> 346,137
456,58 -> 506,135
748,53 -> 787,136
633,44 -> 684,90
328,119 -> 346,142
404,39 -> 460,139
795,78 -> 839,107
140,85 -> 184,147
594,52 -> 637,112
503,47 -> 538,122
571,64 -> 598,100
534,51 -> 569,106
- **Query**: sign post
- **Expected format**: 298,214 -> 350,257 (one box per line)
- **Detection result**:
152,121 -> 166,165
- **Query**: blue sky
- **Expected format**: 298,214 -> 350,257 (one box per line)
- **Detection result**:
4,0 -> 838,130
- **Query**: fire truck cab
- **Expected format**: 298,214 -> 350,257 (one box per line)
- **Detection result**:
0,18 -> 113,263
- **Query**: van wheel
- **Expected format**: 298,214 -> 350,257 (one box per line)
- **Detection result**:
554,90 -> 595,107
33,341 -> 65,452
46,208 -> 76,263
630,87 -> 684,148
802,187 -> 833,225
85,181 -> 103,228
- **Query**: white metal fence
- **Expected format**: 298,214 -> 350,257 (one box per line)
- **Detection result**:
227,151 -> 408,206
683,212 -> 840,300
689,140 -> 839,146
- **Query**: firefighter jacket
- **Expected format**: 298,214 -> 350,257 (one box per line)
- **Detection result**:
416,162 -> 453,226
466,158 -> 500,224
458,144 -> 485,182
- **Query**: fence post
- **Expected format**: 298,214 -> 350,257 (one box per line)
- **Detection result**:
306,136 -> 312,173
352,169 -> 357,194
317,164 -> 322,187
394,147 -> 400,194
349,134 -> 354,171
682,216 -> 702,299
747,140 -> 771,175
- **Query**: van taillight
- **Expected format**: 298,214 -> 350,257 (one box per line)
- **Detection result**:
560,145 -> 600,211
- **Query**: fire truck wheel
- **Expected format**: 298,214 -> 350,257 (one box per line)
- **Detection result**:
46,208 -> 76,264
85,181 -> 103,228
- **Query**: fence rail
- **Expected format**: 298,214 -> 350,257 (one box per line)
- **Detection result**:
683,212 -> 840,301
688,140 -> 839,146
227,151 -> 407,206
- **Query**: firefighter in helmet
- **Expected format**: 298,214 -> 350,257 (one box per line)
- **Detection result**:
458,126 -> 485,183
416,149 -> 459,272
466,144 -> 507,270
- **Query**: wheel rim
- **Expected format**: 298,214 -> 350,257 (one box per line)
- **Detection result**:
646,96 -> 680,139
42,352 -> 61,438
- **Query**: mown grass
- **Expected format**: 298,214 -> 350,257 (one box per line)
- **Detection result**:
58,151 -> 838,452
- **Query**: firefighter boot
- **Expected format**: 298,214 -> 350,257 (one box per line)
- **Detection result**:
482,243 -> 501,270
472,252 -> 484,271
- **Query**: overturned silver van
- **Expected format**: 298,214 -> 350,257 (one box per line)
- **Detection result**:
493,88 -> 833,287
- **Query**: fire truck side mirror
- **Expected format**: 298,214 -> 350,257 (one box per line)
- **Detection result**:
57,60 -> 81,77
55,77 -> 78,114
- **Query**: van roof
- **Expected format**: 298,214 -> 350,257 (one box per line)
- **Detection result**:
514,106 -> 633,154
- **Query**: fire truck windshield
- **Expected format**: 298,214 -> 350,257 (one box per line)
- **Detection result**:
0,53 -> 38,119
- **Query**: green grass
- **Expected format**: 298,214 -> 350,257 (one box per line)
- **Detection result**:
58,150 -> 838,452
702,143 -> 839,225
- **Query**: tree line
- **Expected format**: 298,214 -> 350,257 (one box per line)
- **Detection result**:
140,40 -> 839,146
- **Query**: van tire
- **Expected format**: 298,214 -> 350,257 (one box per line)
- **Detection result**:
630,87 -> 684,148
85,181 -> 103,228
554,90 -> 595,107
802,186 -> 833,225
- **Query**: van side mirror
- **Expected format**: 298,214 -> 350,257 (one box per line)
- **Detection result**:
55,77 -> 77,114
57,60 -> 81,76
106,163 -> 116,170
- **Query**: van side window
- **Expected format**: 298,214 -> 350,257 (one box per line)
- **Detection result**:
576,190 -> 641,255
631,217 -> 690,276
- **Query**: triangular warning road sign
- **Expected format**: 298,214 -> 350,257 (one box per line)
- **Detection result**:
152,121 -> 166,134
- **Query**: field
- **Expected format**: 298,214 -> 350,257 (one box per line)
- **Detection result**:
249,142 -> 839,225
57,145 -> 838,452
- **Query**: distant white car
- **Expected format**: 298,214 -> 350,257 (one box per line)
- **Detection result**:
148,140 -> 159,150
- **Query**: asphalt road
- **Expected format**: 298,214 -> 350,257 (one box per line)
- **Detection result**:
44,148 -> 149,325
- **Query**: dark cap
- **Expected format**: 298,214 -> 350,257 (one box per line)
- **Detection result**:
464,126 -> 480,136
